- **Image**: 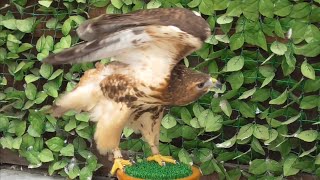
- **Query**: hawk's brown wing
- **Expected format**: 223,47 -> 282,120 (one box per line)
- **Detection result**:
43,8 -> 210,73
76,8 -> 210,42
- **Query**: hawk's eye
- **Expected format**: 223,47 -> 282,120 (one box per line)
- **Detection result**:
197,82 -> 205,89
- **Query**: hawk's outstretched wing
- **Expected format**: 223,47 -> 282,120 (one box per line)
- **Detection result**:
43,8 -> 210,77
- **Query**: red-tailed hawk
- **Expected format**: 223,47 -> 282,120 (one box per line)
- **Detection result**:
44,8 -> 221,175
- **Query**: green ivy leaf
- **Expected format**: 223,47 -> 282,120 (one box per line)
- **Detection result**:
60,144 -> 74,156
16,17 -> 36,33
24,150 -> 41,166
301,60 -> 315,80
256,30 -> 268,51
75,112 -> 90,122
200,159 -> 218,175
25,74 -> 40,84
123,127 -> 134,138
270,41 -> 287,55
315,154 -> 320,165
294,42 -> 320,57
187,0 -> 200,8
2,19 -> 17,30
283,154 -> 299,176
64,118 -> 77,132
281,57 -> 295,76
274,0 -> 292,17
0,136 -> 13,149
13,120 -> 27,136
269,90 -> 288,105
299,146 -> 317,158
147,0 -> 161,9
39,0 -> 53,7
281,113 -> 301,125
79,167 -> 93,180
289,2 -> 311,19
253,124 -> 269,140
193,103 -> 204,118
52,160 -> 68,170
300,95 -> 319,109
216,135 -> 236,148
237,123 -> 254,140
46,18 -> 59,29
12,137 -> 22,149
39,148 -> 54,162
264,129 -> 278,145
180,107 -> 192,125
73,137 -> 87,151
296,130 -> 318,142
219,99 -> 232,117
215,34 -> 230,43
195,148 -> 213,163
226,1 -> 242,17
224,56 -> 244,72
304,79 -> 320,93
251,137 -> 265,155
161,114 -> 177,129
242,0 -> 259,21
111,0 -> 123,9
249,159 -> 267,175
266,159 -> 282,173
178,149 -> 193,165
76,126 -> 92,141
259,0 -> 274,18
17,43 -> 33,53
43,82 -> 58,98
39,63 -> 53,79
190,118 -> 201,128
54,35 -> 72,53
25,83 -> 37,100
217,15 -> 233,24
205,35 -> 218,45
199,0 -> 214,15
274,20 -> 285,38
67,165 -> 80,179
0,116 -> 9,132
229,33 -> 244,51
238,87 -> 256,100
35,92 -> 48,104
226,71 -> 244,90
45,137 -> 64,152
205,114 -> 223,132
304,24 -> 320,43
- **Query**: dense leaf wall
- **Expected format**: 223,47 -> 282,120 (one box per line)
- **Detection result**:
0,0 -> 319,179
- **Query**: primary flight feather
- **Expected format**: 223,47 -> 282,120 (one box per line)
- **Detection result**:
44,8 -> 221,175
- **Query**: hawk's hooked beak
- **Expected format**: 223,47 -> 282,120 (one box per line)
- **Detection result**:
210,78 -> 222,90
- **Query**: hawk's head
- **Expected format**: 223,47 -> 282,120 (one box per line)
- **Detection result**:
168,65 -> 222,106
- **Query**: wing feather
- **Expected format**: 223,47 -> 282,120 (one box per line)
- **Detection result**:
43,26 -> 150,64
43,8 -> 210,66
76,8 -> 210,42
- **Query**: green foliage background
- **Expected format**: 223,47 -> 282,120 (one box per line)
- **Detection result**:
0,0 -> 320,179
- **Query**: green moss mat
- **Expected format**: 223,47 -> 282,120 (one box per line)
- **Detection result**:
125,161 -> 192,180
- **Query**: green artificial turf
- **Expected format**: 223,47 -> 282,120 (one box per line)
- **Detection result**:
125,161 -> 192,180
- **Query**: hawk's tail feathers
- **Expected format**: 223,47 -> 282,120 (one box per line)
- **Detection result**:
46,84 -> 102,118
46,104 -> 69,118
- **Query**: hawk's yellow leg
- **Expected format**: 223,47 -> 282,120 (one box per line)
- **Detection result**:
147,154 -> 176,166
110,158 -> 132,175
110,148 -> 132,175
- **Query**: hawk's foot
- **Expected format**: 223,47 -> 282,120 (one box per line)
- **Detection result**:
110,158 -> 132,175
147,154 -> 176,166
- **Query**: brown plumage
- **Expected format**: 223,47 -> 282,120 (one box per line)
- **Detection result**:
44,8 -> 220,174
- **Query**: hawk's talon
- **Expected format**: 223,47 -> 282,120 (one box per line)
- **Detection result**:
110,158 -> 132,175
147,154 -> 176,166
